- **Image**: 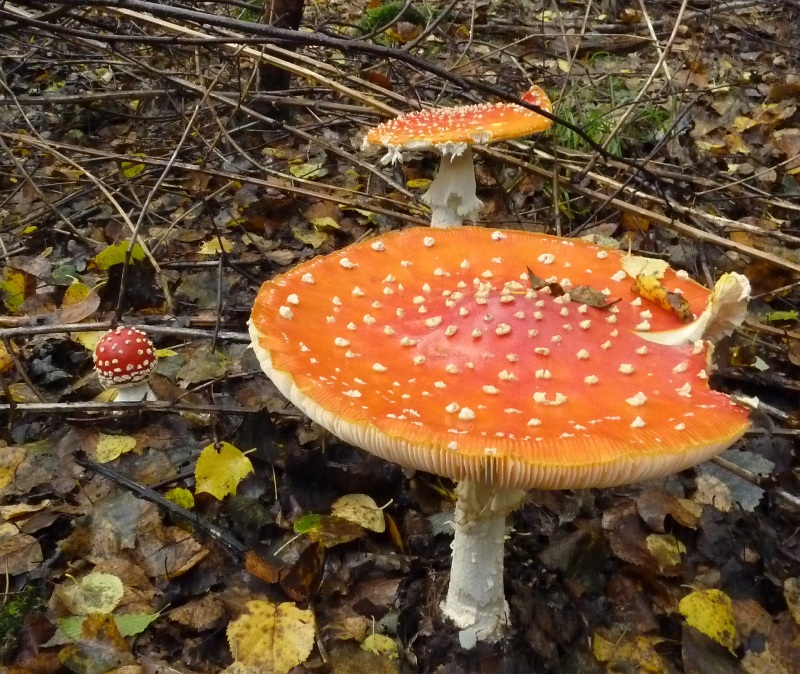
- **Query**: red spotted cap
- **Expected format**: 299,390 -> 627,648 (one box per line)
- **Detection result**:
93,327 -> 157,388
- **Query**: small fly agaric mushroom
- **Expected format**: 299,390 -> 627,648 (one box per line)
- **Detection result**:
249,227 -> 750,647
364,86 -> 553,228
93,327 -> 157,402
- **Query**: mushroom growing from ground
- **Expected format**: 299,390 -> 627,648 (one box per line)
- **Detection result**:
364,87 -> 553,228
249,227 -> 750,647
93,327 -> 157,402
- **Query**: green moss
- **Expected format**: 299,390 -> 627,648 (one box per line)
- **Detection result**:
358,2 -> 427,34
0,584 -> 42,660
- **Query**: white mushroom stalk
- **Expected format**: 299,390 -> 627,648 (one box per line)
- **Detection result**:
441,481 -> 526,648
111,381 -> 157,403
422,147 -> 483,228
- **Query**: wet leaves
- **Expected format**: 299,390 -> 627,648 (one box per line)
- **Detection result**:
195,442 -> 254,500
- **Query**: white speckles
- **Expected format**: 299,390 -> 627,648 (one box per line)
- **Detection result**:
299,343 -> 309,352
484,447 -> 498,456
372,301 -> 381,308
344,350 -> 359,359
351,287 -> 366,298
692,341 -> 704,355
639,310 -> 653,319
635,320 -> 651,331
334,337 -> 350,347
533,391 -> 567,406
528,329 -> 539,338
423,237 -> 436,247
491,230 -> 507,240
332,296 -> 343,306
424,316 -> 443,328
413,356 -> 426,365
578,304 -> 589,314
498,370 -> 517,382
372,363 -> 388,372
635,345 -> 648,355
445,325 -> 458,336
417,306 -> 428,315
343,390 -> 361,398
527,418 -> 542,427
279,306 -> 294,320
412,295 -> 426,305
481,270 -> 494,279
286,294 -> 299,306
433,268 -> 445,277
459,307 -> 469,317
383,274 -> 396,283
675,422 -> 686,430
471,329 -> 482,338
396,308 -> 404,317
400,260 -> 412,267
601,288 -> 612,296
596,250 -> 608,259
579,320 -> 591,330
434,381 -> 446,389
500,294 -> 514,304
363,314 -> 376,325
383,287 -> 394,296
611,270 -> 627,282
507,354 -> 518,362
458,407 -> 475,421
326,316 -> 335,323
626,391 -> 647,406
301,273 -> 315,284
354,378 -> 366,385
347,322 -> 357,331
631,416 -> 645,428
533,311 -> 544,320
606,314 -> 618,324
551,335 -> 562,344
446,364 -> 460,374
370,240 -> 385,251
676,269 -> 689,278
610,329 -> 619,337
460,259 -> 470,270
619,363 -> 635,374
676,383 -> 692,397
513,311 -> 526,319
400,337 -> 417,346
535,369 -> 551,379
491,257 -> 502,264
495,324 -> 511,336
577,349 -> 590,359
601,341 -> 612,350
447,441 -> 459,451
537,253 -> 555,265
534,347 -> 550,356
340,258 -> 357,269
483,385 -> 500,395
422,283 -> 432,293
559,307 -> 569,317
310,358 -> 318,364
698,370 -> 708,380
673,362 -> 688,373
584,374 -> 599,385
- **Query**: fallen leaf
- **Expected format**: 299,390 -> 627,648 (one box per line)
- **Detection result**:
94,434 -> 137,464
679,589 -> 739,653
331,494 -> 386,533
195,442 -> 254,500
225,599 -> 315,674
57,573 -> 124,615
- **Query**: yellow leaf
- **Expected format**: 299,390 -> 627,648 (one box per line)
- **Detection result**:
592,633 -> 668,673
120,161 -> 145,179
310,216 -> 340,231
0,446 -> 27,491
1,268 -> 30,312
406,178 -> 432,190
58,572 -> 124,615
226,600 -> 315,674
70,330 -> 103,352
331,494 -> 385,533
293,227 -> 328,249
646,533 -> 685,571
289,160 -> 327,180
361,634 -> 398,660
165,487 -> 195,510
155,347 -> 178,358
678,589 -> 738,653
195,442 -> 254,500
90,241 -> 145,271
199,237 -> 234,255
0,340 -> 14,375
60,280 -> 100,323
95,433 -> 137,463
732,116 -> 759,132
621,254 -> 669,279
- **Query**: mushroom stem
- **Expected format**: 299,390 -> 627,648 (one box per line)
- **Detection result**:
441,480 -> 526,648
112,382 -> 156,403
422,148 -> 483,228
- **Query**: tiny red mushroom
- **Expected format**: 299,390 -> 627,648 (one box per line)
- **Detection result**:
364,86 -> 553,228
93,327 -> 157,402
249,227 -> 751,646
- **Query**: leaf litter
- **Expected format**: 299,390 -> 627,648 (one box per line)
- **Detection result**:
0,1 -> 799,673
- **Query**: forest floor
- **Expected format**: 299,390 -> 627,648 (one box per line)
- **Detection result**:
1,1 -> 800,673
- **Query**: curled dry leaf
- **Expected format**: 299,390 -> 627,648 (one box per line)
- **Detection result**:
331,494 -> 386,533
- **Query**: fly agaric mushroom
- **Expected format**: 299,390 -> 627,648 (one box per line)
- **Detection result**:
93,327 -> 157,402
249,227 -> 750,647
364,87 -> 553,228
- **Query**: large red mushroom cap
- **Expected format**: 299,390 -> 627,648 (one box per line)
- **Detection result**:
93,327 -> 157,389
249,227 -> 750,490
